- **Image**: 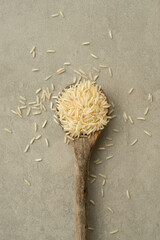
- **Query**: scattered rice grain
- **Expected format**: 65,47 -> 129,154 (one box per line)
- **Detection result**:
94,75 -> 99,81
24,179 -> 31,186
35,158 -> 42,162
34,123 -> 38,132
144,130 -> 152,137
101,188 -> 104,197
99,173 -> 107,179
108,67 -> 112,77
26,107 -> 31,116
106,155 -> 113,160
32,69 -> 39,72
24,144 -> 30,153
128,88 -> 134,94
110,230 -> 119,235
30,46 -> 36,54
112,129 -> 119,132
89,200 -> 95,205
57,68 -> 66,74
93,67 -> 100,73
19,106 -> 27,109
148,93 -> 153,102
107,207 -> 114,213
90,174 -> 97,178
137,117 -> 145,120
144,107 -> 149,115
11,110 -> 18,115
106,137 -> 112,141
19,100 -> 26,105
90,179 -> 96,184
54,118 -> 59,124
29,101 -> 36,105
60,11 -> 64,18
98,147 -> 106,150
126,190 -> 130,199
51,84 -> 55,91
88,227 -> 94,231
45,138 -> 49,147
20,96 -> 26,101
35,134 -> 42,140
32,51 -> 36,58
4,128 -> 12,133
130,139 -> 138,146
129,116 -> 134,124
91,53 -> 98,59
95,161 -> 103,165
42,120 -> 48,128
82,42 -> 90,45
30,137 -> 35,144
106,143 -> 114,147
64,62 -> 71,66
45,75 -> 53,81
102,179 -> 106,186
99,64 -> 108,68
109,30 -> 113,39
47,50 -> 56,53
51,13 -> 59,17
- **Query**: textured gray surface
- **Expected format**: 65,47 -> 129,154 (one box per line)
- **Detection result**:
0,0 -> 160,239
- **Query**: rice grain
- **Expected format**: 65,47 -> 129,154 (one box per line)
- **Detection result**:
107,207 -> 114,213
99,173 -> 106,179
144,130 -> 152,137
91,53 -> 98,59
24,179 -> 31,186
35,134 -> 42,140
45,138 -> 49,147
26,107 -> 31,116
47,50 -> 56,53
64,62 -> 71,66
129,115 -> 134,124
24,144 -> 30,153
89,200 -> 95,205
106,155 -> 113,160
4,128 -> 12,133
109,30 -> 113,39
137,117 -> 145,121
45,75 -> 53,81
130,139 -> 138,146
30,46 -> 36,54
108,67 -> 112,77
82,42 -> 90,45
57,68 -> 66,74
35,158 -> 42,162
106,143 -> 114,147
110,230 -> 119,235
60,11 -> 64,18
51,13 -> 59,17
126,190 -> 130,199
32,69 -> 39,72
128,88 -> 134,94
101,188 -> 104,197
144,107 -> 149,115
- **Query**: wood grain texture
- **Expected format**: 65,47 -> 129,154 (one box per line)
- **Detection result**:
72,131 -> 101,240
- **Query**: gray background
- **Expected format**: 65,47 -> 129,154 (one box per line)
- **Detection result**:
0,0 -> 160,239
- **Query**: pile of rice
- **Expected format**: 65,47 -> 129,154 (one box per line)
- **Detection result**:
57,80 -> 110,138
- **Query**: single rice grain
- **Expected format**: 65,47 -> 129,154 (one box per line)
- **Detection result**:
130,139 -> 138,146
24,178 -> 31,186
144,130 -> 152,137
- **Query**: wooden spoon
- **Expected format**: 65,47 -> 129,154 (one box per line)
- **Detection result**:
57,85 -> 109,240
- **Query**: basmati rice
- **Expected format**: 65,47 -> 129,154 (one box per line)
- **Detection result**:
56,80 -> 109,138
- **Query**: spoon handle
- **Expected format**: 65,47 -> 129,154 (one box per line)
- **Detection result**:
73,138 -> 91,240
